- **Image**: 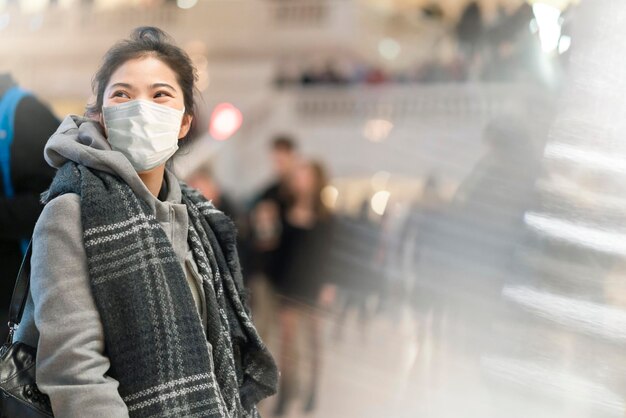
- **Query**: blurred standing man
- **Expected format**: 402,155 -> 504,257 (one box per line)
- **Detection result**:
256,135 -> 298,216
0,73 -> 58,341
247,135 -> 298,341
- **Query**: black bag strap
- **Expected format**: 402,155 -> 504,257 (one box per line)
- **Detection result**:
7,241 -> 32,342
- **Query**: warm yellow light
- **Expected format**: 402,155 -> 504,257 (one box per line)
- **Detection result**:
379,38 -> 401,61
321,185 -> 339,209
177,0 -> 197,9
363,118 -> 393,143
371,190 -> 391,216
20,0 -> 49,14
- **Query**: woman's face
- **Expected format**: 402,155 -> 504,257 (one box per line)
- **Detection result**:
291,163 -> 316,197
101,56 -> 192,140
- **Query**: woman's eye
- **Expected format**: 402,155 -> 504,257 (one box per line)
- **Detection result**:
154,91 -> 173,98
112,90 -> 129,98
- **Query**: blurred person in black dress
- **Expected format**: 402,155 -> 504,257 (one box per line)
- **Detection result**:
272,160 -> 335,416
247,136 -> 299,342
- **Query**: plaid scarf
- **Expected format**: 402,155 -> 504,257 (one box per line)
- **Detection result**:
44,162 -> 277,417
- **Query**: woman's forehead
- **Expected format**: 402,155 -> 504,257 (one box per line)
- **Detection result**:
107,56 -> 180,89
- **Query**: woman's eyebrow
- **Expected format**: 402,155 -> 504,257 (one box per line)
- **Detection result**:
151,83 -> 176,91
109,82 -> 134,90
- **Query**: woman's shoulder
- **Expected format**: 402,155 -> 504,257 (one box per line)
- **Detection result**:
37,192 -> 81,229
31,192 -> 86,288
42,192 -> 80,213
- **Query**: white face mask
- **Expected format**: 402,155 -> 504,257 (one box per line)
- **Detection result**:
102,100 -> 185,172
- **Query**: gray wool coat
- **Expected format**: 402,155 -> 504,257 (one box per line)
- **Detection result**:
15,115 -> 208,418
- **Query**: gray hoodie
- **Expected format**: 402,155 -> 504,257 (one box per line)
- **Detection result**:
14,115 -> 208,418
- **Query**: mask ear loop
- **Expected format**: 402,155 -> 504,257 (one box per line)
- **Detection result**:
98,112 -> 109,140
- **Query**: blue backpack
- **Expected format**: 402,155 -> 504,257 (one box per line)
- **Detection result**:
0,86 -> 32,254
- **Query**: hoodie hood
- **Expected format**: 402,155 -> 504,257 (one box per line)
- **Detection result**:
45,115 -> 181,211
0,73 -> 16,97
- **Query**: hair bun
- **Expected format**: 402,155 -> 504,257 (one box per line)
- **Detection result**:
131,26 -> 171,44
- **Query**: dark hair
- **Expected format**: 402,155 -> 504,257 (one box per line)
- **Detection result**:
309,160 -> 331,220
287,159 -> 330,220
272,135 -> 297,152
86,26 -> 198,141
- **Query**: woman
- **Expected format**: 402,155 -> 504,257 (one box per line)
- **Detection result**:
14,27 -> 277,417
271,160 -> 334,415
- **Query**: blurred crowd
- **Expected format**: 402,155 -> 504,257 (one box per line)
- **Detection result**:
0,69 -> 562,415
275,1 -> 574,88
176,112 -> 543,415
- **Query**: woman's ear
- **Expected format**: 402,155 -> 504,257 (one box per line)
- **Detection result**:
178,114 -> 193,140
98,113 -> 108,136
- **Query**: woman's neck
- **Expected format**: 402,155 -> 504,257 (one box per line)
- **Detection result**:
294,192 -> 314,208
138,165 -> 166,198
289,194 -> 317,228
